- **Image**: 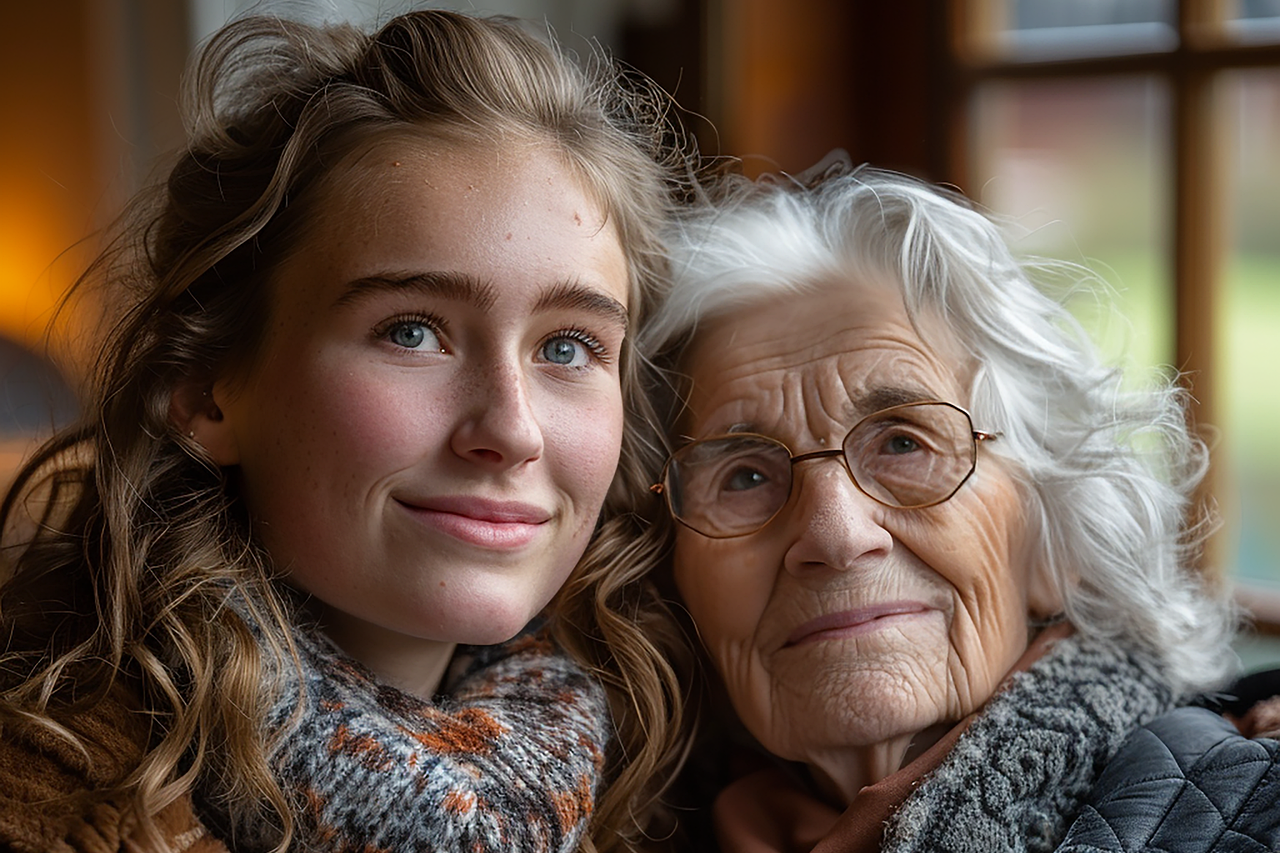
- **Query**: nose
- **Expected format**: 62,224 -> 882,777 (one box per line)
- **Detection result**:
449,358 -> 544,469
781,458 -> 893,577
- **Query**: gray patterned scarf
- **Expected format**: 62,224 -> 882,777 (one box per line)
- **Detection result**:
199,621 -> 609,853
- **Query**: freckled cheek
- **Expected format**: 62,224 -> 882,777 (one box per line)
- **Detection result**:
268,370 -> 448,492
537,387 -> 625,504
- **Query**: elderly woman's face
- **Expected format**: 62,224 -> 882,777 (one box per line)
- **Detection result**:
672,277 -> 1037,773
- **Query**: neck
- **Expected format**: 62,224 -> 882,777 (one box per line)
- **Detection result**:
805,723 -> 953,806
312,609 -> 457,700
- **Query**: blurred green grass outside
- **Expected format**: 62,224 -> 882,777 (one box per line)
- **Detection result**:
1060,248 -> 1280,590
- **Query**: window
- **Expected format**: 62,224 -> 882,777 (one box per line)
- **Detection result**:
951,0 -> 1280,657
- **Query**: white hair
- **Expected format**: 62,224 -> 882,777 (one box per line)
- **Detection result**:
642,166 -> 1237,697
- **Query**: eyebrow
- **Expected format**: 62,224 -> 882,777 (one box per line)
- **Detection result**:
533,281 -> 629,333
852,386 -> 938,418
716,387 -> 937,439
334,271 -> 496,310
332,272 -> 628,331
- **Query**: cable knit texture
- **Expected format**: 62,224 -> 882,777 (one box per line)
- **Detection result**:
198,621 -> 610,853
0,681 -> 228,853
882,635 -> 1178,853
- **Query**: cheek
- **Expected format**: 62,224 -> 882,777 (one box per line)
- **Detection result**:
900,482 -> 1032,682
672,536 -> 720,639
672,535 -> 770,668
325,372 -> 434,448
541,385 -> 625,505
674,535 -> 791,753
304,372 -> 439,472
244,362 -> 444,500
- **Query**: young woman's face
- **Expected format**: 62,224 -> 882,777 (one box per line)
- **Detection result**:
203,134 -> 629,684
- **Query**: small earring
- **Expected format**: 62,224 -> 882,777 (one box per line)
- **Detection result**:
188,430 -> 195,438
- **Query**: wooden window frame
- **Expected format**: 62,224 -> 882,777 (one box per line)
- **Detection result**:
946,0 -> 1280,633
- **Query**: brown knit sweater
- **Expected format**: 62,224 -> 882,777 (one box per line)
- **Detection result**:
0,685 -> 227,853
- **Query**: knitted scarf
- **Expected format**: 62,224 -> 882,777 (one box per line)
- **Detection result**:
881,634 -> 1178,853
198,619 -> 609,853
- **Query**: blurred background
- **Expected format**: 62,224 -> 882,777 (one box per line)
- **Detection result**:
3,0 -> 1279,660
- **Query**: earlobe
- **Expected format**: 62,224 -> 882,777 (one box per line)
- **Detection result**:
170,380 -> 240,465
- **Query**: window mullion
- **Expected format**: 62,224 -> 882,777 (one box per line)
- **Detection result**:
1174,5 -> 1228,580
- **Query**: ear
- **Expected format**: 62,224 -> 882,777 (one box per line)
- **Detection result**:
1027,562 -> 1065,622
170,379 -> 239,465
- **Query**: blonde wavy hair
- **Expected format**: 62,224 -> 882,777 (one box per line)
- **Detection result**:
0,10 -> 691,852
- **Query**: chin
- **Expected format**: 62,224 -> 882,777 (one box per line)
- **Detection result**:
759,660 -> 952,751
445,599 -> 546,646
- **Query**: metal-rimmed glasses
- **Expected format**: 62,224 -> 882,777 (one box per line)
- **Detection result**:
650,401 -> 1000,539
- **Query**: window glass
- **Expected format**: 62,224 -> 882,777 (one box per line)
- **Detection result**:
1221,69 -> 1280,594
1225,0 -> 1280,42
987,0 -> 1177,59
969,76 -> 1173,381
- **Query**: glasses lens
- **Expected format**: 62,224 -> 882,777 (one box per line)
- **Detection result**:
844,403 -> 975,508
666,436 -> 792,537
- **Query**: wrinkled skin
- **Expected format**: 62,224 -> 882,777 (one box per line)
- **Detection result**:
672,277 -> 1056,803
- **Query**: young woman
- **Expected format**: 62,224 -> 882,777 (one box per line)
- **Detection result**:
0,11 -> 685,853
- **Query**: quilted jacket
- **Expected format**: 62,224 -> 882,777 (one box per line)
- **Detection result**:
1057,669 -> 1280,853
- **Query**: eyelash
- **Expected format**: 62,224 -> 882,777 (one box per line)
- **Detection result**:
370,314 -> 614,365
372,312 -> 447,348
545,327 -> 612,365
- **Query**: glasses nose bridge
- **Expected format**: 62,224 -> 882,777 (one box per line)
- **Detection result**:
785,444 -> 875,519
788,446 -> 853,481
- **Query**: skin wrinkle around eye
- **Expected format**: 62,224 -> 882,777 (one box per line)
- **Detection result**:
669,403 -> 979,538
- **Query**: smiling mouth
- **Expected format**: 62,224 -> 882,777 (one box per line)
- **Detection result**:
394,497 -> 550,550
784,603 -> 935,647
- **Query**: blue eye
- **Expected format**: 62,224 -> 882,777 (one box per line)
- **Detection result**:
541,335 -> 593,367
386,320 -> 442,351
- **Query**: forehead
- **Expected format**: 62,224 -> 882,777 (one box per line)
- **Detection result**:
266,129 -> 627,303
681,275 -> 970,435
306,129 -> 585,235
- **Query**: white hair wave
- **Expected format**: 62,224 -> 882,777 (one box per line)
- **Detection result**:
641,165 -> 1237,697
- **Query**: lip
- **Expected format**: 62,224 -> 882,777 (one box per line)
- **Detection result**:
394,495 -> 551,550
784,602 -> 936,647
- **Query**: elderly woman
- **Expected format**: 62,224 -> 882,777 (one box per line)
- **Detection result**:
636,164 -> 1280,852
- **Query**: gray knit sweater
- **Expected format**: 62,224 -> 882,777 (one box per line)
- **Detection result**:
882,634 -> 1178,853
